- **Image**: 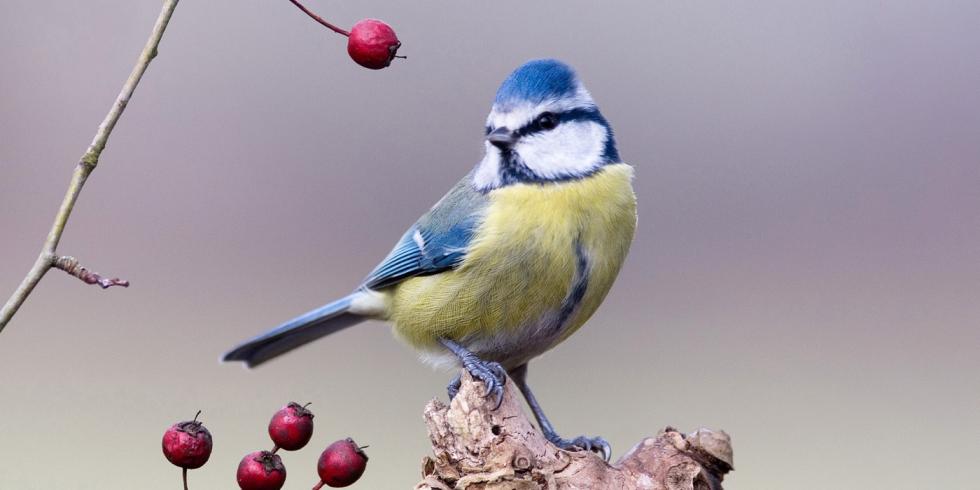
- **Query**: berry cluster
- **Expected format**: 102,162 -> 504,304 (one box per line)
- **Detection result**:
161,405 -> 368,489
234,402 -> 312,490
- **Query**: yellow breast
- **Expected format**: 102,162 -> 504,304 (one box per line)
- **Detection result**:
387,164 -> 636,363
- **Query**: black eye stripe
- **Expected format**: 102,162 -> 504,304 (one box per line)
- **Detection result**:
514,107 -> 603,137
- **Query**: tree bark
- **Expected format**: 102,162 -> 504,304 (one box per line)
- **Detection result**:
416,372 -> 733,490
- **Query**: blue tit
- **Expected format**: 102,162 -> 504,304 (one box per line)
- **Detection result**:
224,59 -> 636,460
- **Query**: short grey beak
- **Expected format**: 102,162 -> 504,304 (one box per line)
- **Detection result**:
487,127 -> 517,149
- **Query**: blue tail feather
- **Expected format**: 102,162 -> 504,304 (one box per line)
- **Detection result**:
222,295 -> 365,368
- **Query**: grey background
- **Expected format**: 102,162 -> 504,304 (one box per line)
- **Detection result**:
1,1 -> 978,488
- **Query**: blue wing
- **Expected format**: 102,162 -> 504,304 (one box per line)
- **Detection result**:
361,174 -> 488,290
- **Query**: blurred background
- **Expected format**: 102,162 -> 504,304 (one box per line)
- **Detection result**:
1,1 -> 978,488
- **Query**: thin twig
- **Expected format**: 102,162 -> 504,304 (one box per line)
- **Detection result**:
286,0 -> 350,36
52,256 -> 130,289
0,0 -> 181,333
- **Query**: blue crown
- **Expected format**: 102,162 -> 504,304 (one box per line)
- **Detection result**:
494,59 -> 579,106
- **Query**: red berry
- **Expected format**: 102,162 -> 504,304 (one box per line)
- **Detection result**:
268,402 -> 314,451
162,411 -> 213,469
237,451 -> 286,490
316,438 -> 368,487
347,19 -> 402,70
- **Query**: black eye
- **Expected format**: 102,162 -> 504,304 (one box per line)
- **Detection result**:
537,112 -> 558,130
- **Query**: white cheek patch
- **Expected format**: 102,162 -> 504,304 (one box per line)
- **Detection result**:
472,142 -> 502,190
515,121 -> 606,179
476,85 -> 605,189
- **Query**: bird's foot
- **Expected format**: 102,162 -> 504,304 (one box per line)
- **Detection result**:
547,433 -> 612,462
438,337 -> 507,409
460,357 -> 507,409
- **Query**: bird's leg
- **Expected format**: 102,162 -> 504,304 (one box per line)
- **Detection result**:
439,338 -> 507,409
509,363 -> 611,461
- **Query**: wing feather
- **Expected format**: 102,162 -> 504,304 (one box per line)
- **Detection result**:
361,174 -> 488,290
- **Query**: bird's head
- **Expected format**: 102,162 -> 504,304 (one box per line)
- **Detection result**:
473,59 -> 620,191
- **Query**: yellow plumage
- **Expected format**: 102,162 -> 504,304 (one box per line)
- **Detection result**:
383,163 -> 636,367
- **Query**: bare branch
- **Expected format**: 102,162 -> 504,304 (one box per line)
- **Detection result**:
0,0 -> 180,333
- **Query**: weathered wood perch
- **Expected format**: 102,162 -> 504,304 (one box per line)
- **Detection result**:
417,372 -> 733,490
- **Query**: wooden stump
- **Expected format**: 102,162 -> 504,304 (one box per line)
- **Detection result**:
416,372 -> 733,490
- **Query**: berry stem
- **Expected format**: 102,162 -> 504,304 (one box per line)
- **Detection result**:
192,410 -> 201,423
182,468 -> 188,490
286,0 -> 350,36
271,445 -> 280,454
312,482 -> 325,490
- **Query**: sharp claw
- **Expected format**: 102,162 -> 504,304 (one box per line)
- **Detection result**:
480,377 -> 493,396
597,438 -> 612,462
492,386 -> 504,410
490,363 -> 507,408
447,373 -> 462,400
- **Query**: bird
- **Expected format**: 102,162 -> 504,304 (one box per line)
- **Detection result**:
223,59 -> 636,460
